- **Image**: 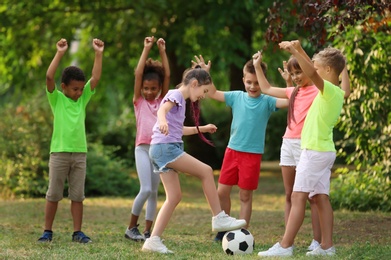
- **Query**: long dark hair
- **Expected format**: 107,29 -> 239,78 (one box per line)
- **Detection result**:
287,56 -> 302,130
180,66 -> 214,146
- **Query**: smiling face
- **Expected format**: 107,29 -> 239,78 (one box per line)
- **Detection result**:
61,80 -> 85,101
243,72 -> 261,98
141,79 -> 161,101
289,68 -> 312,87
190,82 -> 211,102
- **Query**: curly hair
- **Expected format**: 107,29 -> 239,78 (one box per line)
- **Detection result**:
142,58 -> 165,85
61,66 -> 85,85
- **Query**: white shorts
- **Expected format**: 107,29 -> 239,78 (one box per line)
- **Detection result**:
293,149 -> 336,198
279,138 -> 302,166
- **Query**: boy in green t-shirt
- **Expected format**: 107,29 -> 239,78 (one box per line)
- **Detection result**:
38,38 -> 104,243
258,41 -> 348,257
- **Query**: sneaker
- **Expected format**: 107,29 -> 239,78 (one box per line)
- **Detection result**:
72,231 -> 92,243
125,225 -> 145,241
211,211 -> 246,232
141,236 -> 173,254
307,239 -> 320,251
214,231 -> 227,242
37,230 -> 53,242
143,231 -> 151,239
306,245 -> 336,256
258,242 -> 293,257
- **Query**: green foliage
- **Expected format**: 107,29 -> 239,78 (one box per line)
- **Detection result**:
0,94 -> 51,198
85,142 -> 139,197
330,25 -> 391,212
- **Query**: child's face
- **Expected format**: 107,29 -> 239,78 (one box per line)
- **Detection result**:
190,83 -> 210,102
313,60 -> 329,80
243,73 -> 261,98
142,79 -> 161,101
61,80 -> 85,101
289,68 -> 311,87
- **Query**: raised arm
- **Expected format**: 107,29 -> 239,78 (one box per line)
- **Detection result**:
183,124 -> 217,136
278,60 -> 294,87
279,41 -> 324,93
157,38 -> 170,98
133,36 -> 154,102
340,66 -> 351,99
252,51 -> 287,98
90,38 -> 105,90
46,38 -> 68,93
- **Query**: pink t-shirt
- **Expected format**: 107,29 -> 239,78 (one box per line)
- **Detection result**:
134,96 -> 162,146
283,85 -> 319,139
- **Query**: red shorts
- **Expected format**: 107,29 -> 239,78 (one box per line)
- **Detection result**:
218,147 -> 262,190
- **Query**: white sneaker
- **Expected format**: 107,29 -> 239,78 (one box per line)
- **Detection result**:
306,245 -> 336,256
307,239 -> 320,251
258,242 -> 293,257
211,211 -> 246,232
141,236 -> 173,254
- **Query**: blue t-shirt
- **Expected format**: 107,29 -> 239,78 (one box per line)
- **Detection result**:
224,91 -> 277,154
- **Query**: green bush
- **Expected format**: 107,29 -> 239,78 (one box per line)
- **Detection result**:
85,142 -> 139,197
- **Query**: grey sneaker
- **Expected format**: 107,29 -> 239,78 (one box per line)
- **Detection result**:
143,230 -> 151,239
306,245 -> 336,256
212,211 -> 246,232
258,242 -> 293,257
307,239 -> 320,251
125,224 -> 145,241
141,236 -> 173,254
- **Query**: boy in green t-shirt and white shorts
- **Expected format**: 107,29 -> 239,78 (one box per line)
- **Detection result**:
37,38 -> 104,243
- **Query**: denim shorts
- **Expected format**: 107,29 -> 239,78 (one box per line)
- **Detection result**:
149,142 -> 184,173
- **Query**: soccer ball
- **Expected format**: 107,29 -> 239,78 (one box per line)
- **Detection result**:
222,228 -> 255,255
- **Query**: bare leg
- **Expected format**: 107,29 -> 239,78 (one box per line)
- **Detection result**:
280,191 -> 309,248
128,214 -> 139,229
281,166 -> 296,226
309,197 -> 321,243
218,184 -> 232,215
71,201 -> 83,232
239,189 -> 253,229
44,200 -> 58,230
150,170 -> 181,237
314,194 -> 333,249
145,220 -> 153,233
169,153 -> 222,216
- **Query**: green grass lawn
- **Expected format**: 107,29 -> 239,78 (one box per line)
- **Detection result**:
1,163 -> 391,259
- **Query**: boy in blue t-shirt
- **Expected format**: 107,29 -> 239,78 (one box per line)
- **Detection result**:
193,56 -> 289,240
37,38 -> 104,243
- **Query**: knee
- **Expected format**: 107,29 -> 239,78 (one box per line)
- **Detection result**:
167,192 -> 182,206
239,191 -> 252,203
139,189 -> 153,198
285,193 -> 292,203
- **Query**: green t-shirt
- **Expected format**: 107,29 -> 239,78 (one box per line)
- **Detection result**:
46,80 -> 95,153
301,80 -> 344,152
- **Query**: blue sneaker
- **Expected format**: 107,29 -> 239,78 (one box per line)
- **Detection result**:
72,231 -> 92,243
38,230 -> 53,242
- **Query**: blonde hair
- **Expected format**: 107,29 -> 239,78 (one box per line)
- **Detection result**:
312,47 -> 346,76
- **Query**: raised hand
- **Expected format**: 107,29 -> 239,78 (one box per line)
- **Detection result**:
92,38 -> 104,53
157,38 -> 166,51
252,50 -> 263,67
144,36 -> 155,49
191,55 -> 211,72
56,38 -> 68,53
278,60 -> 291,82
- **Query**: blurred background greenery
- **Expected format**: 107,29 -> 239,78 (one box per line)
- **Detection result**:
0,1 -> 390,211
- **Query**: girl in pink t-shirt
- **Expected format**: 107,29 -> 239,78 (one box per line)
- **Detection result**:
125,36 -> 170,241
253,51 -> 321,251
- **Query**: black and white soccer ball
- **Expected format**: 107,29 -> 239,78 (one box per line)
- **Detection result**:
222,228 -> 255,255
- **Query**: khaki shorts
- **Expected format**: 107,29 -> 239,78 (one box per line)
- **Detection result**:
46,152 -> 87,202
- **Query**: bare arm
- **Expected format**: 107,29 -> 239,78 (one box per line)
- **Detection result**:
90,38 -> 105,91
46,38 -> 68,93
278,60 -> 294,87
183,124 -> 217,136
279,41 -> 324,93
340,66 -> 351,99
276,98 -> 289,108
133,36 -> 154,103
157,38 -> 170,98
252,51 -> 288,98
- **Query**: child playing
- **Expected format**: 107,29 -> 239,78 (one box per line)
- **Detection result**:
253,53 -> 322,251
141,66 -> 247,254
192,55 -> 289,241
38,38 -> 104,243
125,36 -> 170,242
258,40 -> 347,257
